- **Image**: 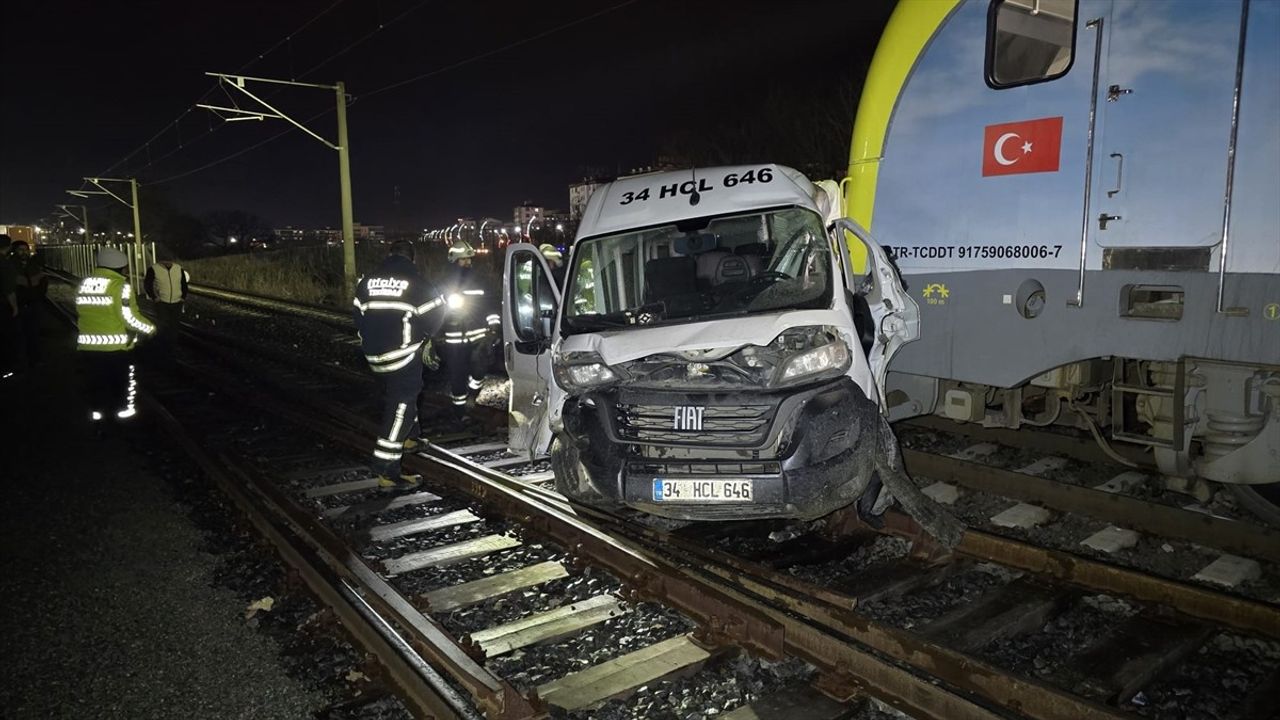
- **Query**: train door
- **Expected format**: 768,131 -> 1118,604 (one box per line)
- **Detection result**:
1090,0 -> 1244,256
502,243 -> 561,460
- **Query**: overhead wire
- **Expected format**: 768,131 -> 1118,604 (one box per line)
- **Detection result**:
359,0 -> 642,100
298,0 -> 433,81
90,0 -> 350,179
148,109 -> 334,185
122,0 -> 423,185
145,0 -> 645,186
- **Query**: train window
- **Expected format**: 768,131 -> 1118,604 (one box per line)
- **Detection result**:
987,0 -> 1077,89
1121,285 -> 1184,321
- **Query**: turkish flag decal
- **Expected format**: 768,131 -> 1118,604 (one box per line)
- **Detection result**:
982,116 -> 1063,176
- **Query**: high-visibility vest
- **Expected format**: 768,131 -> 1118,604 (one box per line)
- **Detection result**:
75,269 -> 156,352
151,262 -> 188,304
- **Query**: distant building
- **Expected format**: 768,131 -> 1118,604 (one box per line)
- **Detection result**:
568,179 -> 606,222
512,204 -> 543,232
274,226 -> 307,244
273,226 -> 346,245
353,223 -> 385,243
0,224 -> 36,246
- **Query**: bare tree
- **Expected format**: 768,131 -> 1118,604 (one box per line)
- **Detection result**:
658,68 -> 867,180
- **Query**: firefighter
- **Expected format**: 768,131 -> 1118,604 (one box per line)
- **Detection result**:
440,242 -> 498,416
539,243 -> 566,289
353,240 -> 445,487
144,257 -> 190,354
76,247 -> 155,423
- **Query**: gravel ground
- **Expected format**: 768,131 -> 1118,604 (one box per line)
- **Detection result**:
439,567 -> 622,636
858,563 -> 1019,630
1133,632 -> 1280,719
981,594 -> 1137,677
896,424 -> 1274,528
487,603 -> 694,689
0,319 -> 332,719
895,426 -> 1280,601
573,654 -> 814,720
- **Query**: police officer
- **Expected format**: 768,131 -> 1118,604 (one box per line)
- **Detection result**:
353,240 -> 445,487
440,242 -> 499,416
76,247 -> 156,423
144,257 -> 190,354
0,234 -> 20,380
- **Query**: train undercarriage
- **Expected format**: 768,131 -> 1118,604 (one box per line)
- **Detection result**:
908,357 -> 1280,519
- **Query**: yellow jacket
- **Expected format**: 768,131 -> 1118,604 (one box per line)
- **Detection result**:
75,268 -> 155,352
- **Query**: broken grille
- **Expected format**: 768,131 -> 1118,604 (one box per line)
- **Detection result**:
615,403 -> 774,446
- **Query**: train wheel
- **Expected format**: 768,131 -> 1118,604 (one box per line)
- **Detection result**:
1231,485 -> 1280,526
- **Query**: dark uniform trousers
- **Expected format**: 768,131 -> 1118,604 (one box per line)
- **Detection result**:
153,302 -> 184,353
372,360 -> 424,478
441,339 -> 484,410
82,351 -> 136,418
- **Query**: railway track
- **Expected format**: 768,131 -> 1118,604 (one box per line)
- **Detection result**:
46,281 -> 1280,718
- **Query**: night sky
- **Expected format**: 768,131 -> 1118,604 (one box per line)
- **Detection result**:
2,0 -> 894,231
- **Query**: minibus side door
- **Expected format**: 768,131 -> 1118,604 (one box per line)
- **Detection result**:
502,243 -> 561,459
832,218 -> 921,407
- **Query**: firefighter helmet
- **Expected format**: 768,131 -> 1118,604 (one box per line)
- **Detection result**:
538,243 -> 563,264
448,242 -> 476,263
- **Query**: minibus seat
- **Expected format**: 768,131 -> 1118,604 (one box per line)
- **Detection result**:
697,252 -> 752,288
734,242 -> 767,276
848,289 -> 875,356
695,251 -> 731,286
644,256 -> 697,303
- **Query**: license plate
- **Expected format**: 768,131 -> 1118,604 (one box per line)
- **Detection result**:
652,479 -> 753,503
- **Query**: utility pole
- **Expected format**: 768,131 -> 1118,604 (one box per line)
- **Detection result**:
198,72 -> 357,298
68,177 -> 144,287
55,203 -> 90,241
335,81 -> 355,297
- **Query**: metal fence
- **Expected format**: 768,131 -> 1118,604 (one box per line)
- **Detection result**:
41,242 -> 157,285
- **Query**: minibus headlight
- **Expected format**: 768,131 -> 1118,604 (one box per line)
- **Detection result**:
553,352 -> 620,391
778,337 -> 850,383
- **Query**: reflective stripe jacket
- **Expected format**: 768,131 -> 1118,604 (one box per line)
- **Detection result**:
441,264 -> 498,343
352,255 -> 444,373
75,268 -> 156,352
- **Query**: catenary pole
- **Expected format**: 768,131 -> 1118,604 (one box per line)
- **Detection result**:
199,72 -> 357,299
335,81 -> 356,298
129,179 -> 144,287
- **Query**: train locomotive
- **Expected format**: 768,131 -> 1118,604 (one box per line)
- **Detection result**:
846,0 -> 1280,514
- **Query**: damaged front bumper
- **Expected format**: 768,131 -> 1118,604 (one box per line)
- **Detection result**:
552,376 -> 884,521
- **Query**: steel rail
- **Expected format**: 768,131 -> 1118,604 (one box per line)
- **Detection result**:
902,449 -> 1280,563
174,323 -> 1010,720
219,457 -> 540,720
851,509 -> 1280,639
149,398 -> 475,720
901,415 -> 1152,468
41,293 -> 476,719
188,282 -> 353,326
123,296 -> 1280,719
460,466 -> 1131,720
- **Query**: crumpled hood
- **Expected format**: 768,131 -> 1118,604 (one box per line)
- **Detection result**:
555,309 -> 848,365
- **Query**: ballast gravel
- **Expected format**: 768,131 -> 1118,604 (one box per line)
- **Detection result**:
0,342 -> 330,719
